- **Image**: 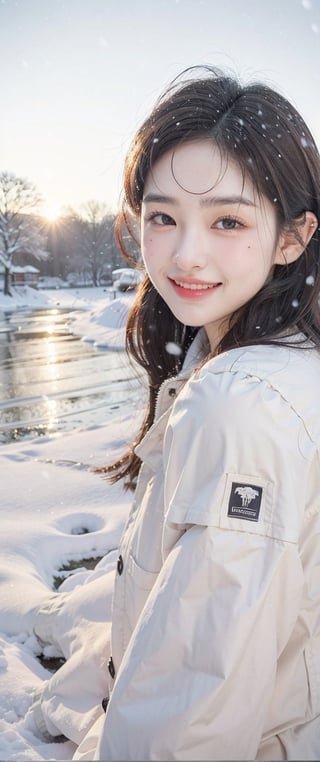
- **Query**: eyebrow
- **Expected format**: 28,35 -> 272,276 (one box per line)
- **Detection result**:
142,193 -> 257,207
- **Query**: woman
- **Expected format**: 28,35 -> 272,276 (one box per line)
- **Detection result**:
30,66 -> 320,760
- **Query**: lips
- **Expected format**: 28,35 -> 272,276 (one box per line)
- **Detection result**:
169,277 -> 222,299
173,279 -> 215,291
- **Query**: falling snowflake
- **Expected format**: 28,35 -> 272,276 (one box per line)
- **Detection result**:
165,342 -> 182,356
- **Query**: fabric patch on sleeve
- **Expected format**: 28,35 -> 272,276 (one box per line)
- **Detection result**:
227,482 -> 263,522
220,473 -> 276,538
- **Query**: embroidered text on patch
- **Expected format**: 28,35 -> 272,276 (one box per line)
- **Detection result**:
227,482 -> 263,522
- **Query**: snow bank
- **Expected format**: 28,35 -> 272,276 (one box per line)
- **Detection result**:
0,285 -> 141,759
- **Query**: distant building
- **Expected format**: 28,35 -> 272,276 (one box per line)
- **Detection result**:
9,265 -> 40,287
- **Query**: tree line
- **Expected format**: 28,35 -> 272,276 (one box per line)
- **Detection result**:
0,170 -> 132,296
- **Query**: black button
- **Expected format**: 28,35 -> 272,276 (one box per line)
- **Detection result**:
102,696 -> 109,712
168,388 -> 176,397
108,656 -> 115,679
117,554 -> 124,575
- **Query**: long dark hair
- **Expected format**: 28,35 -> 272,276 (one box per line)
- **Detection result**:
99,65 -> 320,488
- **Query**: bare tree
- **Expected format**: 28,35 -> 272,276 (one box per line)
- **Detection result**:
71,200 -> 118,286
0,171 -> 48,295
42,207 -> 125,284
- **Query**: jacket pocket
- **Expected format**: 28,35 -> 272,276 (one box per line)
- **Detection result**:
127,553 -> 159,591
123,554 -> 159,648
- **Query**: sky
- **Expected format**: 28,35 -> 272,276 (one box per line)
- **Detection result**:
1,0 -> 320,217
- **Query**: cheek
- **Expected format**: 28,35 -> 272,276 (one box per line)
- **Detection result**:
141,239 -> 152,264
141,232 -> 151,261
141,239 -> 161,279
142,234 -> 167,267
234,238 -> 274,277
142,230 -> 155,254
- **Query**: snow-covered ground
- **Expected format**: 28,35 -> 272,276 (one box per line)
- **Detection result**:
0,283 -> 143,760
0,282 -> 133,349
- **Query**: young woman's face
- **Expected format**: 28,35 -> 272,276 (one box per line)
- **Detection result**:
141,139 -> 282,350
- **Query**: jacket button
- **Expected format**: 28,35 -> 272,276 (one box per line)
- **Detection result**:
117,554 -> 124,575
108,656 -> 115,679
168,387 -> 176,397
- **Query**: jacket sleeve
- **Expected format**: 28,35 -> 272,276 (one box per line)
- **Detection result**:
94,368 -> 312,761
28,566 -> 115,745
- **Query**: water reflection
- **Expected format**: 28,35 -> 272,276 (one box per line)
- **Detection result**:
0,308 -> 145,444
42,335 -> 60,432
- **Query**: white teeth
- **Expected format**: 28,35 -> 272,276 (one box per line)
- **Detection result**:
174,279 -> 214,290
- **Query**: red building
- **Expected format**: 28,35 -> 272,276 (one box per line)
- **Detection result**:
11,265 -> 40,287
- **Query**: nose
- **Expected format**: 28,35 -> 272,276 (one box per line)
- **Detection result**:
173,226 -> 208,271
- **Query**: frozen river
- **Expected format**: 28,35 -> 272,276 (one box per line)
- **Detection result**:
0,306 -> 144,444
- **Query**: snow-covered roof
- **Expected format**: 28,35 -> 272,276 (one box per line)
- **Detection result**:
0,264 -> 40,274
11,265 -> 40,273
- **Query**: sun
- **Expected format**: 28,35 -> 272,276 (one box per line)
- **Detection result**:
43,204 -> 61,222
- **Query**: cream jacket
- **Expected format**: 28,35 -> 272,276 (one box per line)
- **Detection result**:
88,331 -> 320,761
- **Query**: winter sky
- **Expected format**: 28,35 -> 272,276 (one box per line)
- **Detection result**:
1,0 -> 320,216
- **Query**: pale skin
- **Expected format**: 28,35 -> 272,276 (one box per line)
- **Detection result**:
141,140 -> 317,351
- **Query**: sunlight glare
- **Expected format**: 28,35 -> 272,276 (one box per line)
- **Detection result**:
44,204 -> 61,222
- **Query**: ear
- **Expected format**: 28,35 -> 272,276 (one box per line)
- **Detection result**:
274,211 -> 318,266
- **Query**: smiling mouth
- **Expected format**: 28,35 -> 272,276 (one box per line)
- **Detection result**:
171,278 -> 220,291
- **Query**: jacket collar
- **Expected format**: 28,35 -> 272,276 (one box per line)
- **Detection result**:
135,329 -> 209,469
179,328 -> 210,377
